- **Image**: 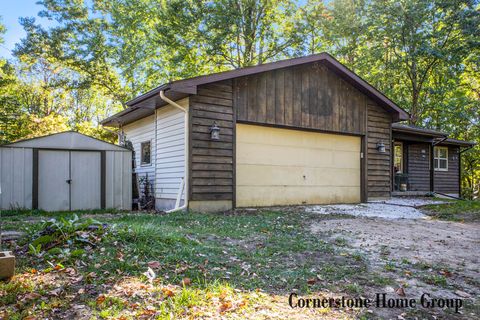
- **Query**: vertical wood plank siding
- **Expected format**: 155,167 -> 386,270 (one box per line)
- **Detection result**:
234,63 -> 367,135
189,80 -> 234,201
366,103 -> 392,198
189,62 -> 395,202
434,146 -> 460,194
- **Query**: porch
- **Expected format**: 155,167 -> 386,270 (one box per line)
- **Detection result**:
391,124 -> 474,197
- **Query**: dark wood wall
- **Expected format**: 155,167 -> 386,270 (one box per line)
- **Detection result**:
434,146 -> 460,194
188,61 -> 396,203
407,143 -> 431,191
188,80 -> 234,202
234,62 -> 367,135
395,143 -> 460,194
366,103 -> 392,198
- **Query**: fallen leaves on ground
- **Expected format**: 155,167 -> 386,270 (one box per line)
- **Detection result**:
395,287 -> 406,296
181,277 -> 191,286
147,261 -> 161,269
161,286 -> 176,298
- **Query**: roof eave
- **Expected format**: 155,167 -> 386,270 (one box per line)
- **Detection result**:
103,52 -> 410,126
125,84 -> 171,107
441,139 -> 477,147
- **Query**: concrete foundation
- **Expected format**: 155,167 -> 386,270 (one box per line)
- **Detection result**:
189,200 -> 232,212
155,198 -> 185,211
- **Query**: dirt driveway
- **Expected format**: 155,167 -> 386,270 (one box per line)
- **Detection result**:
311,215 -> 480,318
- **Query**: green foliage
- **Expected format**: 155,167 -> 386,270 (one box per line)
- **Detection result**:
27,214 -> 106,263
0,1 -> 479,194
423,200 -> 480,221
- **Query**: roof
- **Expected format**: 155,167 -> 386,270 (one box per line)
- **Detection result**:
392,123 -> 476,147
102,52 -> 409,127
441,138 -> 476,147
392,123 -> 447,137
2,131 -> 130,151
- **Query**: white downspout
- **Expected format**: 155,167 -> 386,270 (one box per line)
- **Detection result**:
159,90 -> 189,213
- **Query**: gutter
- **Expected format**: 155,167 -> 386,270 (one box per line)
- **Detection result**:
433,136 -> 448,146
159,90 -> 189,213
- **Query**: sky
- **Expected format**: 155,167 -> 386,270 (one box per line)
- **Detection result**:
0,0 -> 55,59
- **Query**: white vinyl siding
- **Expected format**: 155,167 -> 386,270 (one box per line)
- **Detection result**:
122,115 -> 155,181
155,99 -> 188,201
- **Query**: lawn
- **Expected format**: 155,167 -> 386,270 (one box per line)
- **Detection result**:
1,206 -> 479,319
422,200 -> 480,222
1,210 -> 370,319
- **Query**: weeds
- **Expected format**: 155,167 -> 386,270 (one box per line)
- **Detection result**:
423,200 -> 480,222
25,214 -> 107,263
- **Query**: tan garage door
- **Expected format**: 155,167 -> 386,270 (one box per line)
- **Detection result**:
236,124 -> 361,207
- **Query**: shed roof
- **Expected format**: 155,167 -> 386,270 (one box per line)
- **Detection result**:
102,53 -> 409,127
2,131 -> 130,151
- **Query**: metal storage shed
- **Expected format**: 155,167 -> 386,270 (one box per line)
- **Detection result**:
0,131 -> 132,211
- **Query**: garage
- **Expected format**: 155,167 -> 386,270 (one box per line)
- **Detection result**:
0,131 -> 132,211
236,124 -> 361,207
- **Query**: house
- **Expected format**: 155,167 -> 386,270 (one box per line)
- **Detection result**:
101,53 -> 475,212
392,124 -> 475,197
0,131 -> 132,211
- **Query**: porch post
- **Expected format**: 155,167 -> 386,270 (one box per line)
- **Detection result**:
430,143 -> 434,192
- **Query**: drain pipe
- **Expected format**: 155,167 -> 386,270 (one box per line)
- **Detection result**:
159,90 -> 189,213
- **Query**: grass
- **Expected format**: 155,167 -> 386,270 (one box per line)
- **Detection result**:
422,200 -> 480,222
0,210 -> 370,319
2,208 -> 478,319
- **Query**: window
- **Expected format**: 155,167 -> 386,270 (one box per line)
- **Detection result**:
434,146 -> 448,171
394,142 -> 403,173
141,141 -> 151,165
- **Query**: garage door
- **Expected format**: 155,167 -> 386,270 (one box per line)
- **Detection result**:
38,150 -> 101,211
236,124 -> 361,207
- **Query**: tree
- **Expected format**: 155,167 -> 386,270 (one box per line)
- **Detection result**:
366,0 -> 479,125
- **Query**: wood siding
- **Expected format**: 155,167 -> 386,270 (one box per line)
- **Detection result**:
366,103 -> 392,198
189,81 -> 234,202
407,143 -> 430,192
394,143 -> 460,194
434,146 -> 460,194
234,63 -> 366,135
188,62 -> 395,203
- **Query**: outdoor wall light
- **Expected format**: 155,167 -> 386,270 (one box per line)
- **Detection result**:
210,122 -> 220,141
376,141 -> 386,153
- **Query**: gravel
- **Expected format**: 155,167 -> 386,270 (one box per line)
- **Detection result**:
305,197 -> 447,219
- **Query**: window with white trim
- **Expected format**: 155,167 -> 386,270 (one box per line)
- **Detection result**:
434,146 -> 448,171
140,141 -> 151,165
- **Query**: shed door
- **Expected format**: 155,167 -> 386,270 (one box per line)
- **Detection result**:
236,124 -> 361,207
37,150 -> 101,211
38,150 -> 70,211
71,151 -> 101,210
